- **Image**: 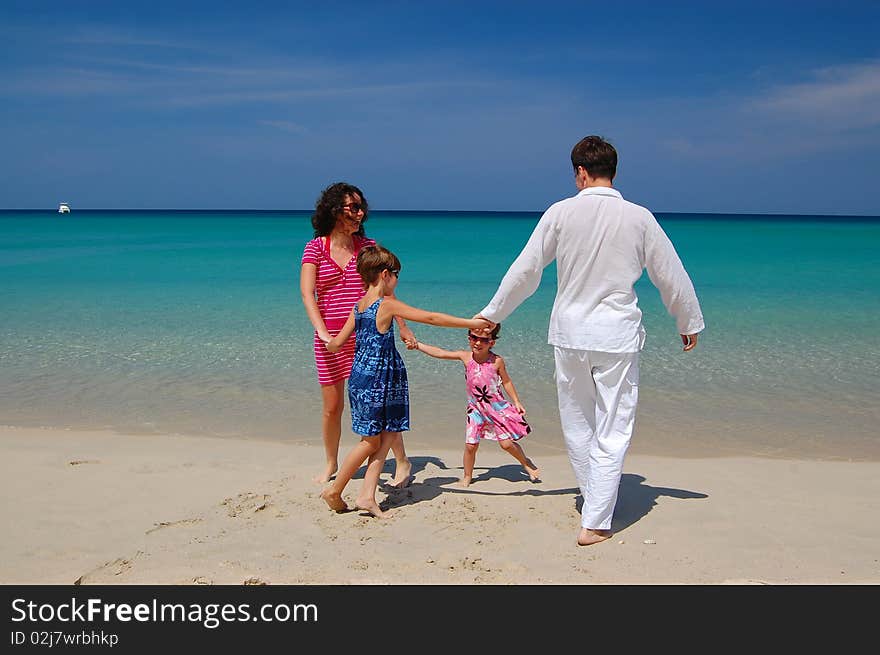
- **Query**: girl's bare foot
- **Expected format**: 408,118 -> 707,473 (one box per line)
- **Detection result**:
458,476 -> 472,488
388,459 -> 412,488
524,460 -> 541,482
313,464 -> 338,485
577,528 -> 612,546
354,498 -> 389,518
319,488 -> 347,512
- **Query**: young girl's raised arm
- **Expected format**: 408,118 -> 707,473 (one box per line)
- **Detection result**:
496,356 -> 526,415
413,341 -> 469,362
379,297 -> 490,331
326,309 -> 356,353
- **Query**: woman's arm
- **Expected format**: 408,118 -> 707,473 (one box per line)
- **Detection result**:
326,310 -> 356,352
496,356 -> 526,414
300,263 -> 332,343
413,341 -> 469,362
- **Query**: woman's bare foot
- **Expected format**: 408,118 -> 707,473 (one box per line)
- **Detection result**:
319,488 -> 347,512
354,498 -> 389,518
524,460 -> 541,482
388,459 -> 412,488
313,463 -> 338,485
458,476 -> 472,488
577,528 -> 612,546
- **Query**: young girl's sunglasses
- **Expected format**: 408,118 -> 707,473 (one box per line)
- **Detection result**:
467,333 -> 492,344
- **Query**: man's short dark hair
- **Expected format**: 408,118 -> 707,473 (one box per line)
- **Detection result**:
571,135 -> 617,180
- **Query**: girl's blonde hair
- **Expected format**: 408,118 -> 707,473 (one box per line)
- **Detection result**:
356,244 -> 401,289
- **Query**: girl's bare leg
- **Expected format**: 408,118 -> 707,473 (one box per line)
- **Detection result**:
387,432 -> 412,488
315,381 -> 345,483
460,442 -> 479,486
499,439 -> 541,481
320,436 -> 379,512
355,431 -> 397,517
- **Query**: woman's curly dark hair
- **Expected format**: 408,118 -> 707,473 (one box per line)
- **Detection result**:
311,182 -> 369,237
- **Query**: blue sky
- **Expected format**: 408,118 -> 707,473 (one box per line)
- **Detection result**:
2,1 -> 879,214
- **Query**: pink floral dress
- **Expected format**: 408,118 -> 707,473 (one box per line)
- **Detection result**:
464,352 -> 531,444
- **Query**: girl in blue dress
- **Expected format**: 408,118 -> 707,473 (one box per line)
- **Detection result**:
321,245 -> 491,517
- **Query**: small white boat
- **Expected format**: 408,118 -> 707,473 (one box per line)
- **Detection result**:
58,203 -> 70,213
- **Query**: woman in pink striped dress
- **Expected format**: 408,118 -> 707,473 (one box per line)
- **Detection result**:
300,182 -> 415,484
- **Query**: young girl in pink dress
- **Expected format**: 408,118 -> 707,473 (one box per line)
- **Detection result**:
412,324 -> 540,486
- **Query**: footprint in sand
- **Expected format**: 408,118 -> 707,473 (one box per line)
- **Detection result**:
222,492 -> 271,517
75,551 -> 144,584
145,518 -> 203,534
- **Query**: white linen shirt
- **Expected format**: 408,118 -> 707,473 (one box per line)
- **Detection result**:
480,187 -> 705,353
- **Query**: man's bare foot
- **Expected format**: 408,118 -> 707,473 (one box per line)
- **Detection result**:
313,464 -> 338,485
458,476 -> 472,488
577,528 -> 612,546
524,460 -> 541,482
319,488 -> 347,512
388,459 -> 413,488
354,498 -> 389,518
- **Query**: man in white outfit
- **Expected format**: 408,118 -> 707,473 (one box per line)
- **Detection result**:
477,135 -> 704,546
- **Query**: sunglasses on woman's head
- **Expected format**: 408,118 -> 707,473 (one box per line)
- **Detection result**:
342,203 -> 365,214
387,269 -> 399,278
467,333 -> 492,344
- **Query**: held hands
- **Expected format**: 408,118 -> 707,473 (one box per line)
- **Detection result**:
681,333 -> 699,352
472,313 -> 495,332
398,324 -> 418,350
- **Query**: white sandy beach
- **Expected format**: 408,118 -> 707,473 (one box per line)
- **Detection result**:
1,426 -> 878,585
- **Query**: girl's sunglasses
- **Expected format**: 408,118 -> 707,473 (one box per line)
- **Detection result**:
467,333 -> 492,344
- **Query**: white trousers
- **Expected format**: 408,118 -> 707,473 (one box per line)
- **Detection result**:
554,347 -> 640,531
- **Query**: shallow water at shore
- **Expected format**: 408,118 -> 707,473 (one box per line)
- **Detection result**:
2,210 -> 878,460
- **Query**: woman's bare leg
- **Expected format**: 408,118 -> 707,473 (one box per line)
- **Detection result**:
314,380 -> 345,483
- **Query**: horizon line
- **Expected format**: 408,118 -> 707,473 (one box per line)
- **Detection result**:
1,208 -> 880,218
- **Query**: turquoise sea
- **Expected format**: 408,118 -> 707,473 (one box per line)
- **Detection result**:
2,210 -> 878,461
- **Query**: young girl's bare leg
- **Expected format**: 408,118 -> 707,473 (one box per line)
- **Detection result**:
460,442 -> 479,487
355,431 -> 397,517
320,436 -> 380,512
387,433 -> 412,488
314,381 -> 345,483
499,439 -> 541,481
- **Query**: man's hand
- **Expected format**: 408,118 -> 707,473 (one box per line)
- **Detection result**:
472,313 -> 497,331
681,333 -> 699,352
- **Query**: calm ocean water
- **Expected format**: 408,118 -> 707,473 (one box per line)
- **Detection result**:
2,210 -> 878,461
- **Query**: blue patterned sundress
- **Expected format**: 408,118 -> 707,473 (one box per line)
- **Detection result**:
348,298 -> 410,436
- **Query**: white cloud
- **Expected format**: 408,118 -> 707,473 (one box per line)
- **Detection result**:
750,60 -> 880,129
